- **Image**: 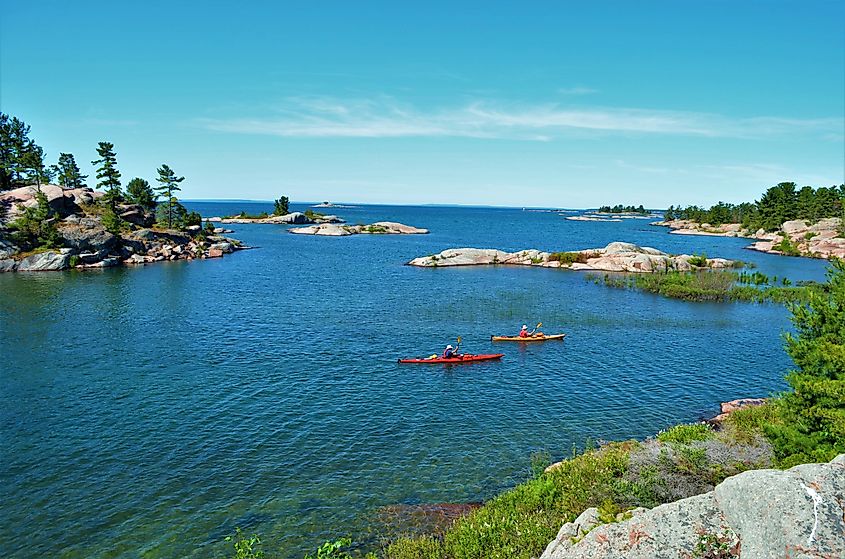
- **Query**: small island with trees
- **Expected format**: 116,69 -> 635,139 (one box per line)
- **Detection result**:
596,204 -> 649,215
0,112 -> 245,272
657,182 -> 845,259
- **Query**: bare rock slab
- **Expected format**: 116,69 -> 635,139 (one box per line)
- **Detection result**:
408,242 -> 736,273
290,222 -> 429,236
541,454 -> 845,559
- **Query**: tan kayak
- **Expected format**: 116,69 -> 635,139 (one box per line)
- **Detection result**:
490,333 -> 566,342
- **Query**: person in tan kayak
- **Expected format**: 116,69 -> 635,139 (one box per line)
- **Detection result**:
519,323 -> 543,338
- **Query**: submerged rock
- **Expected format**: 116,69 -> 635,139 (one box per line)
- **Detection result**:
540,454 -> 845,559
408,242 -> 736,273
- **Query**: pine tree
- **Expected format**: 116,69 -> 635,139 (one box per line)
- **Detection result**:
56,153 -> 87,189
154,164 -> 185,229
92,142 -> 122,211
0,113 -> 36,190
126,177 -> 156,211
273,196 -> 289,216
765,259 -> 845,466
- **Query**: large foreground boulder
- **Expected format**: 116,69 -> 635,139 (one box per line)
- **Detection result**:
541,454 -> 845,559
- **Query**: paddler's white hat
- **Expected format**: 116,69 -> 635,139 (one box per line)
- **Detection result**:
521,324 -> 528,329
446,344 -> 453,349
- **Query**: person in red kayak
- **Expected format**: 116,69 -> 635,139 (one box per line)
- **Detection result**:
442,344 -> 459,358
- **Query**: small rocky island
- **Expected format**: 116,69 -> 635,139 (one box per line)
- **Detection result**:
653,217 -> 845,259
408,242 -> 736,272
208,212 -> 345,225
0,184 -> 245,272
290,222 -> 429,236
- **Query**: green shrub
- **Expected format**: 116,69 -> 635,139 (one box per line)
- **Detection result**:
657,423 -> 714,444
548,251 -> 597,265
772,236 -> 801,256
687,253 -> 708,267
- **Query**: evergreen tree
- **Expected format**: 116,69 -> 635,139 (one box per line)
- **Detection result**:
9,190 -> 61,249
664,205 -> 675,221
92,142 -> 122,211
55,153 -> 87,189
273,196 -> 290,216
756,182 -> 798,231
21,145 -> 54,187
766,259 -> 845,466
125,177 -> 156,211
154,164 -> 185,229
0,113 -> 37,190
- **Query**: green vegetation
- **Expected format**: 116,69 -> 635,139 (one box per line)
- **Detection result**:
596,269 -> 815,303
656,423 -> 714,444
304,209 -> 325,220
665,182 -> 845,232
228,211 -> 270,219
92,142 -> 123,210
363,225 -> 388,234
548,251 -> 598,265
273,196 -> 290,216
92,142 -> 124,234
8,189 -> 61,249
597,204 -> 647,214
0,112 -> 58,191
126,177 -> 156,211
154,163 -> 185,229
687,253 -> 708,267
55,152 -> 87,189
772,235 -> 801,256
765,259 -> 845,466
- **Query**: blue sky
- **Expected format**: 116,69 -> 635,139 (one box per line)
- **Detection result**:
2,0 -> 843,207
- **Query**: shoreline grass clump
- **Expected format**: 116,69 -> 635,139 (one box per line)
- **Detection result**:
595,269 -> 816,303
548,251 -> 599,265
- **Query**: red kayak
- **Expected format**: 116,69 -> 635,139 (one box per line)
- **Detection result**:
398,353 -> 504,364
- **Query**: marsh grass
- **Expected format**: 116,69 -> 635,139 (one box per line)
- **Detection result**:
598,270 -> 813,303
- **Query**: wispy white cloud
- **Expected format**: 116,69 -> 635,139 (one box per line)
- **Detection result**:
197,96 -> 843,141
558,86 -> 598,95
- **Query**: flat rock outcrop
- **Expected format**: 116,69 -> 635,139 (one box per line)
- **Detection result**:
654,218 -> 845,259
408,242 -> 736,273
541,454 -> 845,559
216,212 -> 344,225
0,184 -> 104,220
290,222 -> 429,236
652,219 -> 749,238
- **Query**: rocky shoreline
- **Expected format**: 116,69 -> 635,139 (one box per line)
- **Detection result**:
290,221 -> 429,236
0,185 -> 246,273
408,242 -> 737,273
653,217 -> 845,259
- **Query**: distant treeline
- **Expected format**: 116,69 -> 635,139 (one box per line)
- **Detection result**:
597,204 -> 648,214
666,182 -> 845,232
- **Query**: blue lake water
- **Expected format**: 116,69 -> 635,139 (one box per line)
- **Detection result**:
0,202 -> 831,558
